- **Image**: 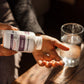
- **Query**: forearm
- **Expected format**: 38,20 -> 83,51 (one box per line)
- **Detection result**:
7,0 -> 44,34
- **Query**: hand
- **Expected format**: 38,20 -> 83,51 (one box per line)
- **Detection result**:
0,23 -> 18,30
0,23 -> 18,56
33,35 -> 69,68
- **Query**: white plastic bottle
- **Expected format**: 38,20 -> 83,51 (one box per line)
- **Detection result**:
3,30 -> 42,53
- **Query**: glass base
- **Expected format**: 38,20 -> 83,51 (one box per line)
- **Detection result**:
62,57 -> 79,67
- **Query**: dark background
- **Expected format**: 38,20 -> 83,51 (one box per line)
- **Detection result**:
19,0 -> 84,76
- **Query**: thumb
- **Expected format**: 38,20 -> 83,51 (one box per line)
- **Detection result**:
54,39 -> 69,51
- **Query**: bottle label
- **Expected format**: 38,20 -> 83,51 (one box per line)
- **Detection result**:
3,30 -> 35,52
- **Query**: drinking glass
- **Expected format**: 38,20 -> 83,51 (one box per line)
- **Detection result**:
59,23 -> 84,67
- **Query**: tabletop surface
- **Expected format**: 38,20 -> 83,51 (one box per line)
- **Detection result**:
12,43 -> 84,84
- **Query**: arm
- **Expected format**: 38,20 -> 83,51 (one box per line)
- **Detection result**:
0,23 -> 69,67
4,0 -> 69,67
7,0 -> 44,34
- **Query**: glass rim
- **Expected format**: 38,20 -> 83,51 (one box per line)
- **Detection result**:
61,23 -> 84,34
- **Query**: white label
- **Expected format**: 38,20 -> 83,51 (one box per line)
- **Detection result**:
3,30 -> 36,52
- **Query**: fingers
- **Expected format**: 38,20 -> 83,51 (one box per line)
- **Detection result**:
0,23 -> 19,31
0,23 -> 14,30
11,26 -> 19,31
0,44 -> 17,56
38,60 -> 64,68
0,23 -> 11,30
54,39 -> 69,51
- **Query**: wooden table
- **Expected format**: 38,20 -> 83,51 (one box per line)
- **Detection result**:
12,43 -> 84,84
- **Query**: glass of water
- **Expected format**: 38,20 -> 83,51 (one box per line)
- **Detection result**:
60,23 -> 84,67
